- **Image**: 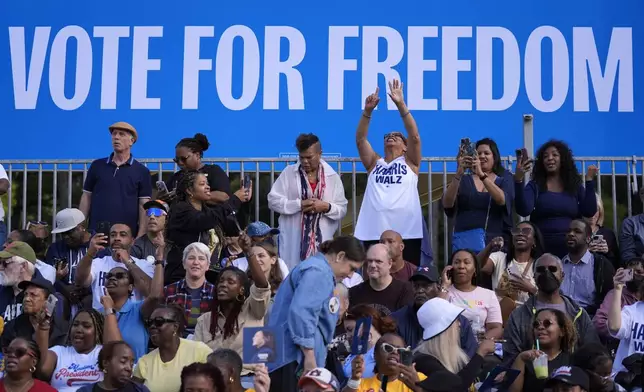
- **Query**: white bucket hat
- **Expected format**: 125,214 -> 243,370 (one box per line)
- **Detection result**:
418,297 -> 464,340
51,208 -> 86,234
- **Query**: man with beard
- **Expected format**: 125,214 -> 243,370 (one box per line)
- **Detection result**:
561,219 -> 615,317
46,208 -> 91,284
502,253 -> 600,365
0,241 -> 45,321
593,258 -> 643,348
391,266 -> 477,357
74,223 -> 155,309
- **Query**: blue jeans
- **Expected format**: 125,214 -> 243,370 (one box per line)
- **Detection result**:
0,220 -> 6,248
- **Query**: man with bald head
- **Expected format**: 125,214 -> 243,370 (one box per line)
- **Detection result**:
502,253 -> 599,365
348,243 -> 414,314
380,230 -> 417,281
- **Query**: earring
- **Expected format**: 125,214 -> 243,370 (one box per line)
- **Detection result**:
29,366 -> 36,373
103,369 -> 108,374
229,377 -> 234,384
173,331 -> 177,337
236,293 -> 245,302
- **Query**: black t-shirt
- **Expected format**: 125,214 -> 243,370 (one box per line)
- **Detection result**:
348,279 -> 414,315
166,164 -> 231,195
522,352 -> 571,392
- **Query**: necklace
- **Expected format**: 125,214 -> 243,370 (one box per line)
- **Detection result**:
4,379 -> 34,392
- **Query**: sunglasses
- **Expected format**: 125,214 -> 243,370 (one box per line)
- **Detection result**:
173,155 -> 189,164
106,272 -> 129,281
511,227 -> 533,236
3,347 -> 36,359
146,317 -> 176,328
533,319 -> 557,329
146,208 -> 165,217
0,259 -> 14,268
381,342 -> 410,354
536,265 -> 558,274
384,132 -> 404,140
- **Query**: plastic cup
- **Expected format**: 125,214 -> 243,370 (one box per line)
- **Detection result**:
533,353 -> 549,379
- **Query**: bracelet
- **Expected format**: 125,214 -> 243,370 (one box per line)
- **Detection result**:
479,174 -> 488,182
362,112 -> 371,119
401,111 -> 410,118
347,379 -> 361,389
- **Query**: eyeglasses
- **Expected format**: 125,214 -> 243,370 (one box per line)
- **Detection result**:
3,347 -> 36,359
173,155 -> 189,164
511,227 -> 533,236
146,317 -> 176,328
105,272 -> 129,281
146,208 -> 165,217
535,265 -> 558,274
0,259 -> 14,268
533,319 -> 556,329
381,342 -> 410,354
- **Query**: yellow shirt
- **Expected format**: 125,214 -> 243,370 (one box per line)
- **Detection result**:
133,339 -> 212,392
245,389 -> 256,392
357,373 -> 427,392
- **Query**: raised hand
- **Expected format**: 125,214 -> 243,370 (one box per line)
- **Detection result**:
364,87 -> 381,114
586,165 -> 599,181
387,79 -> 405,106
89,233 -> 108,257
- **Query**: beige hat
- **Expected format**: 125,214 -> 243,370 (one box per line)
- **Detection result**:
109,121 -> 138,143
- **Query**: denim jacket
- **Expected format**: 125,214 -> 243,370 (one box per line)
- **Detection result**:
268,253 -> 338,372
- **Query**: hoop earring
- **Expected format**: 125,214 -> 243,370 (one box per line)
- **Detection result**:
236,293 -> 245,302
29,366 -> 36,373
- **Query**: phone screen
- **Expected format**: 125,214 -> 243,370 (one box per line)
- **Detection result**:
45,294 -> 58,318
622,269 -> 634,283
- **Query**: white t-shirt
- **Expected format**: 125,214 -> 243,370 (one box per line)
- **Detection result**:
36,259 -> 57,284
0,164 -> 7,221
89,255 -> 155,309
448,286 -> 503,329
229,256 -> 290,279
50,345 -> 103,392
489,252 -> 536,305
610,302 -> 644,373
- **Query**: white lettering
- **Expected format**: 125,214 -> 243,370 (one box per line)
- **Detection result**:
94,27 -> 130,110
361,26 -> 404,110
573,27 -> 633,112
327,26 -> 359,110
442,26 -> 472,111
263,26 -> 306,110
131,26 -> 163,109
49,26 -> 92,111
476,26 -> 520,111
9,27 -> 50,110
216,25 -> 260,111
524,26 -> 569,113
407,26 -> 438,111
182,26 -> 215,110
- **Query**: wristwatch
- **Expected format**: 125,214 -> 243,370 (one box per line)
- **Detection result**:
154,259 -> 165,266
104,308 -> 116,316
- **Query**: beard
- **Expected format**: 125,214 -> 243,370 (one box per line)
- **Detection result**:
0,271 -> 18,287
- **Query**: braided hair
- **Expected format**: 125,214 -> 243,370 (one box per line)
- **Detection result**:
209,266 -> 248,339
174,169 -> 203,202
176,133 -> 210,158
66,309 -> 105,347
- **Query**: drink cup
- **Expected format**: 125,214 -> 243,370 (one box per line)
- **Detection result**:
533,353 -> 549,379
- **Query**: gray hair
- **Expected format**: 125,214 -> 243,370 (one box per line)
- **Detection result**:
334,282 -> 349,300
533,253 -> 563,272
182,242 -> 212,262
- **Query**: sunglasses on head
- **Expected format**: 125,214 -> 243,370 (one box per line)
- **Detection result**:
533,319 -> 557,329
173,155 -> 189,164
536,265 -> 558,274
106,272 -> 129,281
511,227 -> 533,236
3,347 -> 36,359
381,342 -> 410,354
146,208 -> 165,217
146,317 -> 176,328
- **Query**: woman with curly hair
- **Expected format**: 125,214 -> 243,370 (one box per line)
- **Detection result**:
508,308 -> 577,392
165,169 -> 251,285
514,139 -> 598,257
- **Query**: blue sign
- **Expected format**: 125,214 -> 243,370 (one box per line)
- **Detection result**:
0,0 -> 641,160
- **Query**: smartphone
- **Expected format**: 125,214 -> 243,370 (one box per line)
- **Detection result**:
45,294 -> 58,318
621,269 -> 634,283
400,349 -> 413,366
446,269 -> 454,280
156,180 -> 169,193
96,221 -> 111,237
243,173 -> 252,191
515,149 -> 523,162
54,257 -> 68,271
591,234 -> 604,243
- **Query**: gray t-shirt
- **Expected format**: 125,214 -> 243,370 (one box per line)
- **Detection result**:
130,235 -> 158,260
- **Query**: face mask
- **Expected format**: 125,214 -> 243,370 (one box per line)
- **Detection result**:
626,277 -> 643,293
536,270 -> 560,294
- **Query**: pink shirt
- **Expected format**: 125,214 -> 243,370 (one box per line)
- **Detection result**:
448,286 -> 503,327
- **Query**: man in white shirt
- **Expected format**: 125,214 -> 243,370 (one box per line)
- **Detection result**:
267,133 -> 347,269
74,223 -> 155,308
0,164 -> 9,247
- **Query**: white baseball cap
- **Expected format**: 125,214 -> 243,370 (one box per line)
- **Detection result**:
418,297 -> 464,340
298,368 -> 339,391
51,208 -> 86,234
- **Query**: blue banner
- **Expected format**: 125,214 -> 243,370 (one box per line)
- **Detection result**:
1,0 -> 641,159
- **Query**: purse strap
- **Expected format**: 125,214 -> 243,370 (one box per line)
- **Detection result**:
483,195 -> 491,234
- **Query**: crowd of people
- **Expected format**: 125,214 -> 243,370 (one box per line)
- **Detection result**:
0,79 -> 642,392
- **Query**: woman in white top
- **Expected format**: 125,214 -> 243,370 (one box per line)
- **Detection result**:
354,80 -> 423,263
478,221 -> 544,308
35,298 -> 123,392
441,249 -> 503,340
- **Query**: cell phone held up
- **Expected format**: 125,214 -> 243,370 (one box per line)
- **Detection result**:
243,173 -> 252,191
45,294 -> 58,318
96,221 -> 111,237
619,269 -> 634,284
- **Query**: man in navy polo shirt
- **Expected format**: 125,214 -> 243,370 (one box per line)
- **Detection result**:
80,121 -> 152,238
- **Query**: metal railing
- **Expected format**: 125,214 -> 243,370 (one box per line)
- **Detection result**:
1,156 -> 642,264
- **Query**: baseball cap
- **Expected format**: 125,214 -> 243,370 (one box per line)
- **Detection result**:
109,121 -> 138,143
143,199 -> 169,214
416,370 -> 463,391
0,241 -> 37,264
246,222 -> 279,238
545,366 -> 590,391
298,368 -> 339,391
51,208 -> 86,234
18,276 -> 55,296
410,266 -> 440,283
418,297 -> 464,340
